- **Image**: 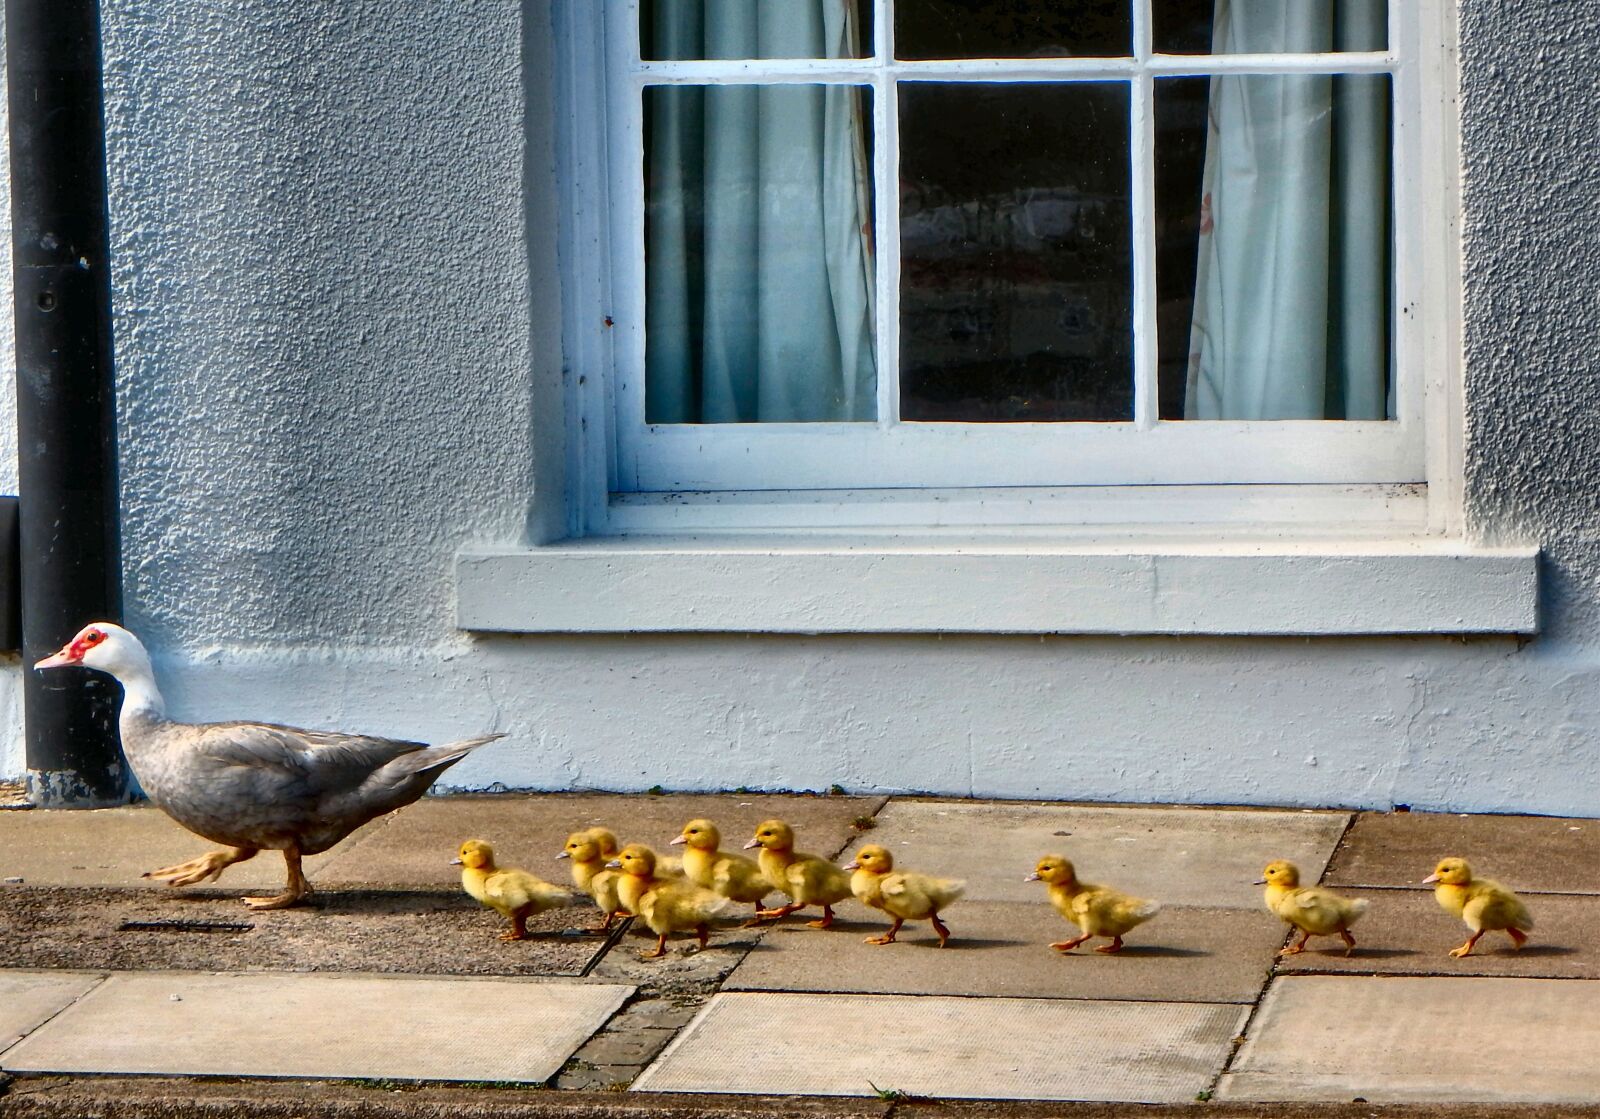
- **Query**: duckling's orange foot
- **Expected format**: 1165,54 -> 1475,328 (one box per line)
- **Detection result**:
1050,938 -> 1088,953
1093,937 -> 1125,954
864,934 -> 896,945
1448,944 -> 1475,958
805,905 -> 837,930
1276,944 -> 1306,957
498,930 -> 528,942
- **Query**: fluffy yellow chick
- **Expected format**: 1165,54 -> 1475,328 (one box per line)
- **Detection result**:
743,819 -> 854,928
454,839 -> 573,941
670,818 -> 772,924
1027,854 -> 1160,954
556,829 -> 630,932
1257,859 -> 1369,957
1424,857 -> 1533,957
844,844 -> 966,947
610,844 -> 732,958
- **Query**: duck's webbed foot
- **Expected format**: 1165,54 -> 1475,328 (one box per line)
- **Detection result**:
242,847 -> 312,910
143,846 -> 258,887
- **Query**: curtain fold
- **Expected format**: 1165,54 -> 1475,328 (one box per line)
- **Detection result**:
645,1 -> 876,424
1184,0 -> 1389,421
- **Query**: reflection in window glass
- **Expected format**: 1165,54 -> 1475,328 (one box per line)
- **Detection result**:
641,0 -> 871,61
644,85 -> 877,424
896,0 -> 1129,59
899,83 -> 1132,422
1156,73 -> 1393,420
1153,0 -> 1387,55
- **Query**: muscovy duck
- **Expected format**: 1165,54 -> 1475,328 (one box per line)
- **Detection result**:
36,622 -> 502,909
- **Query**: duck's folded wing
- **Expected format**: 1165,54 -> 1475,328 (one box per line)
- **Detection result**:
193,722 -> 430,798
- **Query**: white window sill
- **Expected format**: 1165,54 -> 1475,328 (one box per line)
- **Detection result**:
454,537 -> 1538,636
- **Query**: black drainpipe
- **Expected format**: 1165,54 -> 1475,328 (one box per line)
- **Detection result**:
7,0 -> 127,807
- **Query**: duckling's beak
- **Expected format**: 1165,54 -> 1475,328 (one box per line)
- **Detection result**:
1252,877 -> 1267,885
605,859 -> 622,869
450,857 -> 463,866
742,837 -> 761,850
1023,872 -> 1040,882
843,861 -> 860,871
1422,872 -> 1440,884
669,834 -> 688,846
555,851 -> 570,860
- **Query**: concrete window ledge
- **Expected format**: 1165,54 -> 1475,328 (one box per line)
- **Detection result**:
454,538 -> 1539,636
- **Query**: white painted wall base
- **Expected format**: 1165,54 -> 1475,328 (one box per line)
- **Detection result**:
3,633 -> 1596,817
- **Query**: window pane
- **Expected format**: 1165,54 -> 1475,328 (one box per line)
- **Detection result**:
899,82 -> 1132,422
896,0 -> 1129,60
1155,73 -> 1393,420
641,0 -> 872,61
643,85 -> 877,424
1153,0 -> 1387,55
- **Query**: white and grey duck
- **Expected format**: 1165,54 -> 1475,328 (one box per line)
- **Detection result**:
37,622 -> 502,910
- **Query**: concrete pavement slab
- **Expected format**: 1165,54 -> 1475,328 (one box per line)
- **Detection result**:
857,802 -> 1349,908
632,991 -> 1247,1101
726,902 -> 1285,1004
1219,975 -> 1600,1103
0,971 -> 103,1054
1273,889 -> 1599,979
1325,811 -> 1600,894
0,886 -> 611,976
317,793 -> 884,887
0,971 -> 633,1082
0,806 -> 340,890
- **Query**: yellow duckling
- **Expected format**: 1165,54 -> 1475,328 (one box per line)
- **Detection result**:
453,839 -> 573,941
1424,856 -> 1533,957
1027,854 -> 1159,954
669,818 -> 772,924
844,844 -> 966,947
1257,859 -> 1368,957
556,828 -> 629,932
609,844 -> 731,959
743,819 -> 854,928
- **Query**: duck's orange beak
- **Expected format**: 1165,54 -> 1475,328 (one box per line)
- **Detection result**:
669,834 -> 687,846
34,646 -> 78,670
742,837 -> 760,850
1023,872 -> 1041,882
555,851 -> 570,860
1422,872 -> 1440,884
449,857 -> 463,866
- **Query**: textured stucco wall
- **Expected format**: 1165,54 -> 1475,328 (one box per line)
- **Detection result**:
2,1 -> 1599,813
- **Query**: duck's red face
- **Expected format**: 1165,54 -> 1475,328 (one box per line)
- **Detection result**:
36,626 -> 108,669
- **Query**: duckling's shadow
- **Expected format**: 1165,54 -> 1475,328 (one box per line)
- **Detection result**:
1099,945 -> 1209,959
1500,944 -> 1578,959
933,936 -> 1031,951
1303,947 -> 1420,961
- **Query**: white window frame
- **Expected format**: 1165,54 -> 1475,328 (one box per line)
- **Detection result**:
554,0 -> 1462,540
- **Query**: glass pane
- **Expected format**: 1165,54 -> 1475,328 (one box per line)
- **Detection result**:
899,82 -> 1132,422
1154,0 -> 1387,55
1155,74 -> 1393,420
897,0 -> 1129,60
642,0 -> 872,61
643,85 -> 877,424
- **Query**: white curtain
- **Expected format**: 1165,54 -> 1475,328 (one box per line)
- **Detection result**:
645,1 -> 876,424
1184,0 -> 1389,420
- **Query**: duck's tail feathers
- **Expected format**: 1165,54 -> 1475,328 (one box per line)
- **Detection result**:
1133,899 -> 1162,921
406,733 -> 506,776
1346,898 -> 1371,922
